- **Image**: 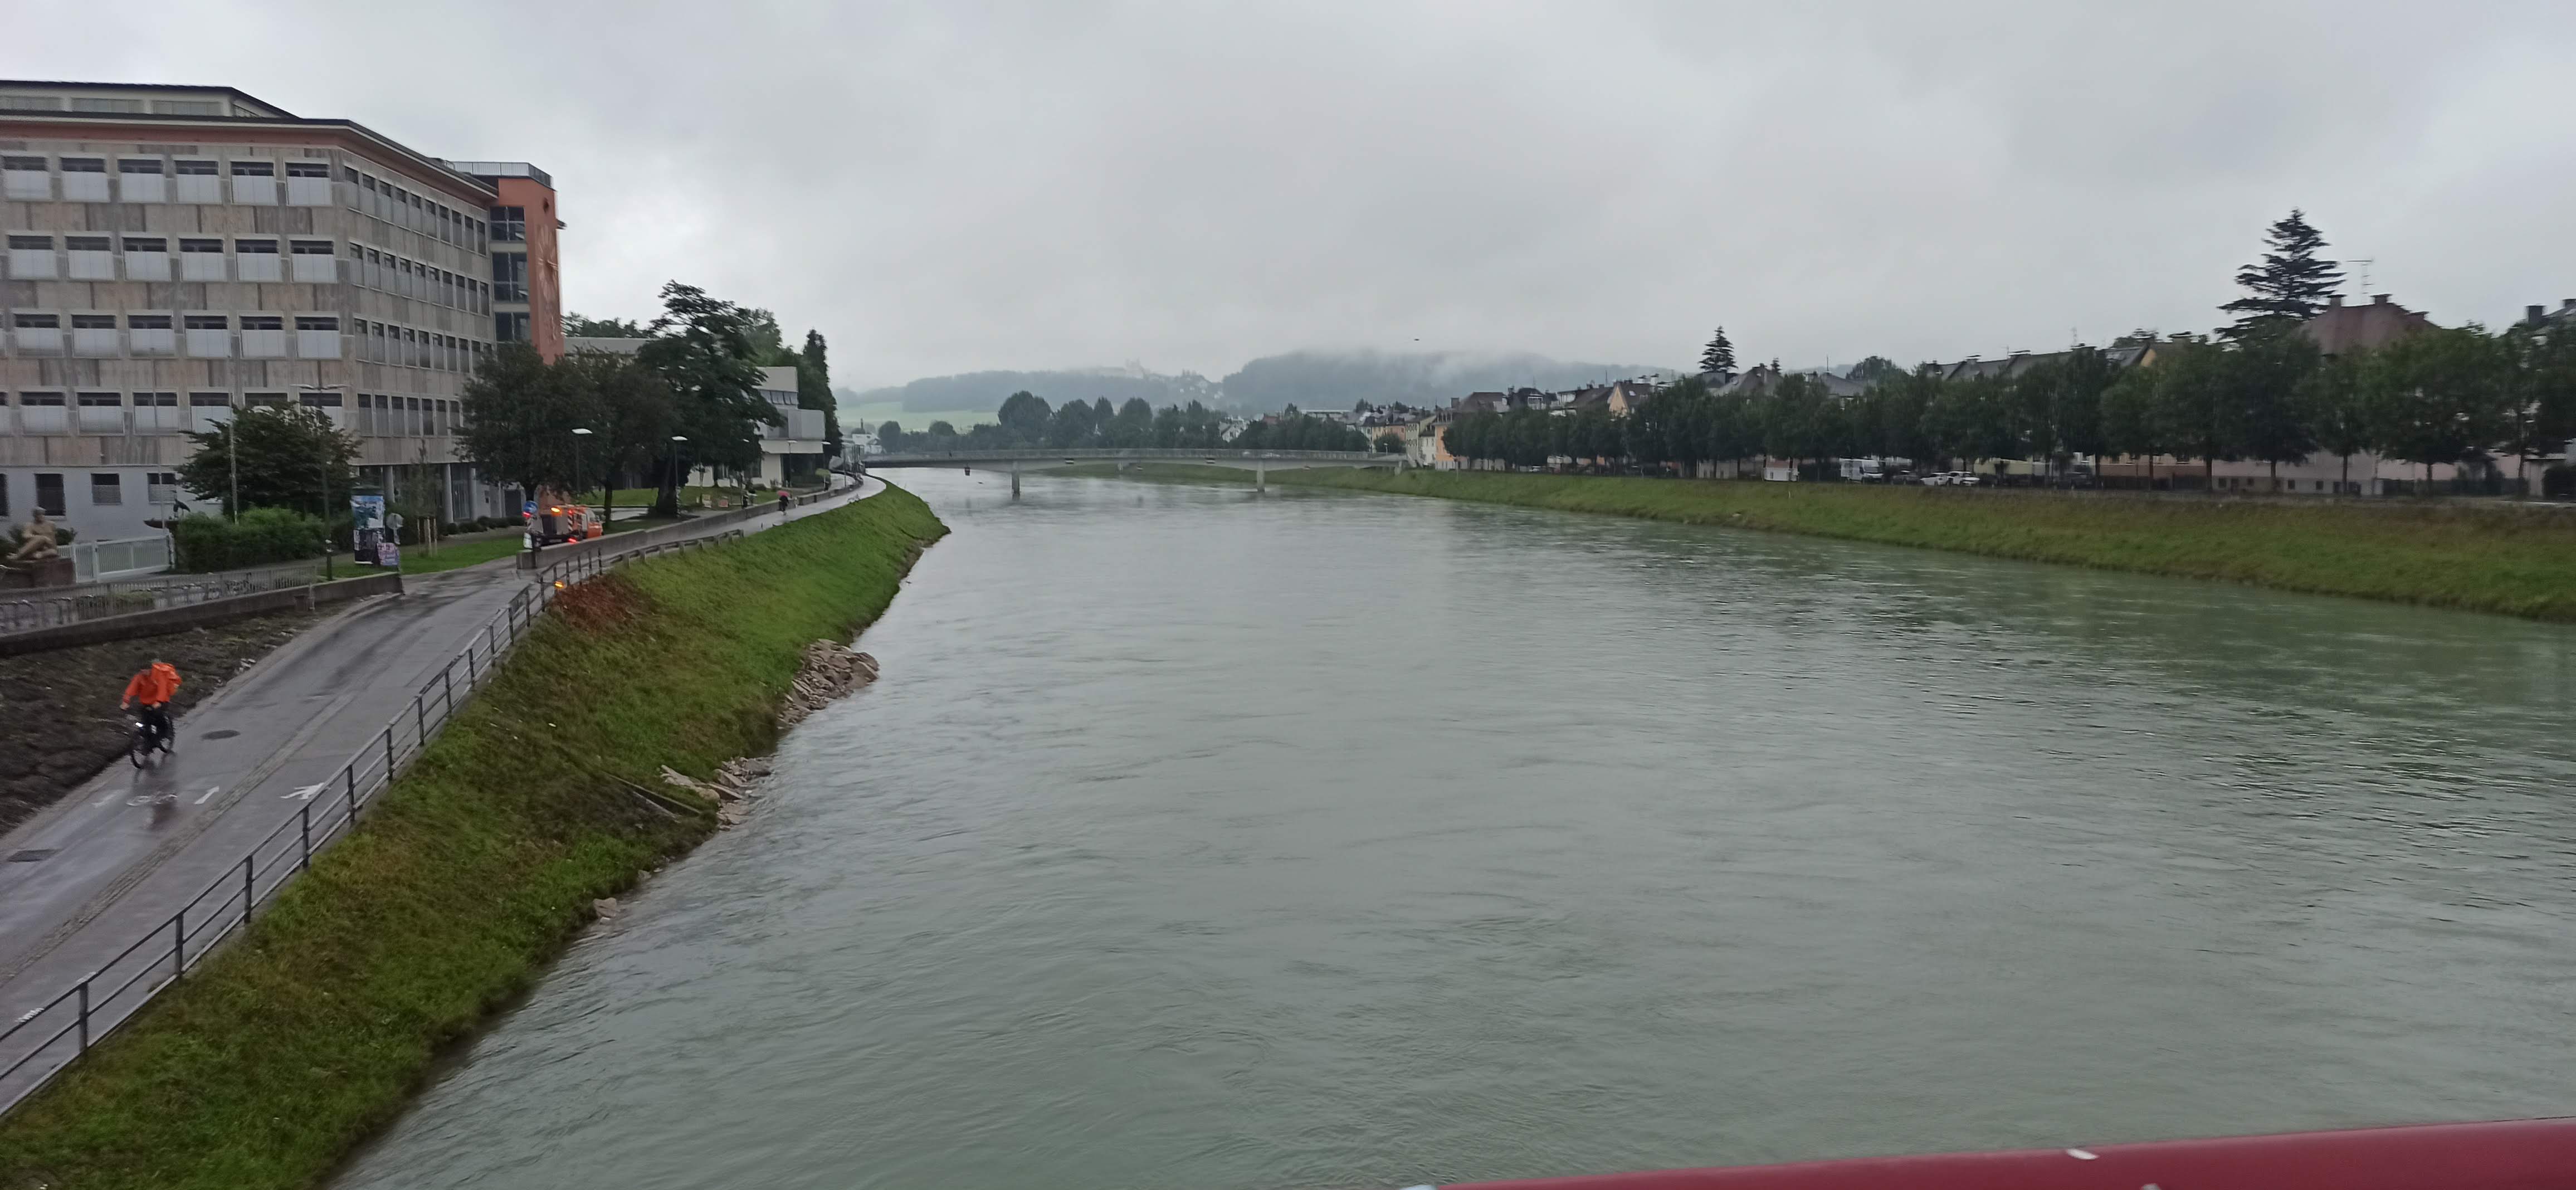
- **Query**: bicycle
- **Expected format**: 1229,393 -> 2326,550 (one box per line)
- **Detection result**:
127,712 -> 174,768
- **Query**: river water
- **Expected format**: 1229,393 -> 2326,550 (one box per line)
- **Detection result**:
338,470 -> 2576,1189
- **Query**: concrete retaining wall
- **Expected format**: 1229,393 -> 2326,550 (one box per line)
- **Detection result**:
0,574 -> 404,657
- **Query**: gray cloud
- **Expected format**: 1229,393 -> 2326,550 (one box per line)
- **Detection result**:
12,0 -> 2575,386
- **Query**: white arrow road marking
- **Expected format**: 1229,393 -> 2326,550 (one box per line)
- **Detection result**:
194,785 -> 221,806
283,783 -> 326,801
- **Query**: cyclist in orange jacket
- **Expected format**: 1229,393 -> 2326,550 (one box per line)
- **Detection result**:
122,660 -> 182,753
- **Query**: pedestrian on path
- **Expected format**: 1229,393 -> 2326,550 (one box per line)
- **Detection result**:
778,489 -> 791,518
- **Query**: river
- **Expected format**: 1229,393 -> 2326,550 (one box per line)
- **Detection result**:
336,470 -> 2576,1189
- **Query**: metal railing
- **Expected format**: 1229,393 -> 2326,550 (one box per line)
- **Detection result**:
0,525 -> 753,1116
1,561 -> 324,637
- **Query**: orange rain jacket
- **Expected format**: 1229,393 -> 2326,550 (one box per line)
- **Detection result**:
124,662 -> 181,708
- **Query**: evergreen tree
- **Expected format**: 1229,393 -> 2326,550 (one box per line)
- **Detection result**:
1699,327 -> 1736,375
798,329 -> 842,455
2221,209 -> 2344,342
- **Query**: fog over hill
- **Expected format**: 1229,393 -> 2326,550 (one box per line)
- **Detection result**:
847,349 -> 1675,418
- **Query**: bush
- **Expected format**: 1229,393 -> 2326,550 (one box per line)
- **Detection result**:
169,509 -> 326,572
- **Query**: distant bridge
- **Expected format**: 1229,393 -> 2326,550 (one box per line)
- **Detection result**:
860,448 -> 1404,494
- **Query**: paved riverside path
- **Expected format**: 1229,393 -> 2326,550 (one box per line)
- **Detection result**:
0,476 -> 881,1099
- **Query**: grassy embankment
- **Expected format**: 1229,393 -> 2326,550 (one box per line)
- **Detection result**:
1084,464 -> 2576,622
0,486 -> 945,1190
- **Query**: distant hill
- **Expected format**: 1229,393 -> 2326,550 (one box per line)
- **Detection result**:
848,349 -> 1675,418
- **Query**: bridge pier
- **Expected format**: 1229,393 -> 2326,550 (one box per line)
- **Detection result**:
1255,462 -> 1265,493
1009,462 -> 1021,498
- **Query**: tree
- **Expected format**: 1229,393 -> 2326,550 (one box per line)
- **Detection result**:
563,312 -> 648,338
2098,364 -> 2165,484
460,342 -> 589,502
559,349 -> 677,528
637,282 -> 779,514
1049,398 -> 1099,447
2366,325 -> 2511,490
2221,209 -> 2344,343
1699,327 -> 1736,376
1847,355 -> 1902,384
1110,397 -> 1155,447
2298,348 -> 2373,494
2148,338 -> 2235,487
996,391 -> 1052,444
798,329 -> 842,456
876,420 -> 906,452
178,406 -> 358,520
741,308 -> 794,365
2229,332 -> 2323,487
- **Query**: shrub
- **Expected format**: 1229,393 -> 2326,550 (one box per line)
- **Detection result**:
169,508 -> 326,572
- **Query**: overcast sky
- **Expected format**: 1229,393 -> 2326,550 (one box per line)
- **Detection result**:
13,2 -> 2576,387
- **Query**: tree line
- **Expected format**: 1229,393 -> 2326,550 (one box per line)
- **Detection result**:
876,393 -> 1368,453
1448,212 -> 2576,489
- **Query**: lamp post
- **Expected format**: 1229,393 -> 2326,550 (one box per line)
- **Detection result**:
297,384 -> 344,578
571,427 -> 593,535
667,435 -> 687,515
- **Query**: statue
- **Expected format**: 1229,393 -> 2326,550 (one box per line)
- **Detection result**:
6,509 -> 61,566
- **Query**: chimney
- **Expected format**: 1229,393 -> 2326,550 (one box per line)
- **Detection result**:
2372,294 -> 2391,305
2562,299 -> 2574,311
2328,294 -> 2343,307
2532,305 -> 2548,324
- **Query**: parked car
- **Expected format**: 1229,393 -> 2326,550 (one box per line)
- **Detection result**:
1954,472 -> 1982,487
1920,472 -> 1949,486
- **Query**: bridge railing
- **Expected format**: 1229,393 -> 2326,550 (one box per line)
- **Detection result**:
863,448 -> 1393,464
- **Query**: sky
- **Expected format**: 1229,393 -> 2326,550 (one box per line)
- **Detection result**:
11,1 -> 2576,388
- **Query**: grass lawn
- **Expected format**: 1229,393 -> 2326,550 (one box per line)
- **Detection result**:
1081,464 -> 2576,623
390,515 -> 694,575
0,487 -> 947,1190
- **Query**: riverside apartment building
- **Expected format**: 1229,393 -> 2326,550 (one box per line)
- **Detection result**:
0,80 -> 560,544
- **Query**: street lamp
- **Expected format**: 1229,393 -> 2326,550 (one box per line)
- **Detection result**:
667,435 -> 687,515
297,383 -> 345,578
572,427 -> 594,528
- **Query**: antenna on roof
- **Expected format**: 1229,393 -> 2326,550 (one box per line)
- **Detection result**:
2347,258 -> 2374,294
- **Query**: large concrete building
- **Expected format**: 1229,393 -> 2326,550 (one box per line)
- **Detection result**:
0,80 -> 559,542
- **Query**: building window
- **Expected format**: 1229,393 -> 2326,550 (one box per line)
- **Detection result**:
489,206 -> 526,242
59,157 -> 106,172
285,161 -> 328,178
72,97 -> 146,113
65,235 -> 110,251
154,99 -> 222,115
71,314 -> 115,328
128,314 -> 173,329
91,474 -> 123,506
295,316 -> 340,331
183,315 -> 229,330
179,237 -> 222,252
495,311 -> 530,343
123,236 -> 167,252
117,158 -> 163,174
147,471 -> 179,504
11,313 -> 60,328
236,237 -> 279,254
298,390 -> 342,408
174,159 -> 217,175
492,252 -> 528,301
244,392 -> 287,409
229,160 -> 274,177
241,316 -> 284,330
35,474 -> 65,516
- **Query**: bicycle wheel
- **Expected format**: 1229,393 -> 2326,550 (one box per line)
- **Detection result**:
129,730 -> 151,768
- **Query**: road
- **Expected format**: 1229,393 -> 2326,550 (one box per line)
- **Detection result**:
0,476 -> 881,1104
